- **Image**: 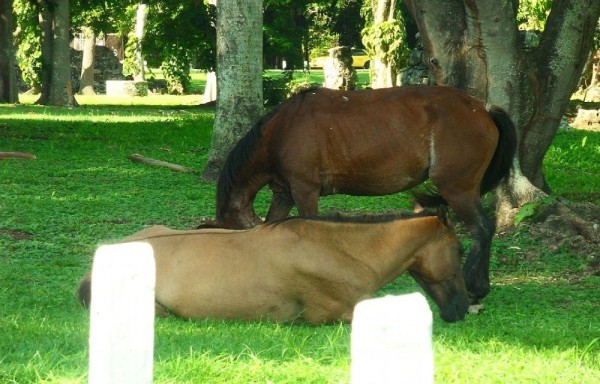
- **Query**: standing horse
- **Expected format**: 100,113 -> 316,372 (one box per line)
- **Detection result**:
79,210 -> 469,324
215,85 -> 516,302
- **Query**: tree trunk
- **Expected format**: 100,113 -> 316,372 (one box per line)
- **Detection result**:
323,46 -> 357,90
370,0 -> 398,88
202,0 -> 263,180
37,1 -> 53,104
583,50 -> 600,101
36,0 -> 78,107
405,0 -> 600,226
0,0 -> 18,103
79,28 -> 96,95
134,3 -> 148,82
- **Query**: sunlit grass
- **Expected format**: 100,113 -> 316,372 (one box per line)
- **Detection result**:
0,94 -> 598,383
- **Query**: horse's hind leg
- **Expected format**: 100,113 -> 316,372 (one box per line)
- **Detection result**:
444,194 -> 495,302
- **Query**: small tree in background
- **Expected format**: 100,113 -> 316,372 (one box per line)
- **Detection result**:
0,0 -> 18,103
361,0 -> 409,88
36,0 -> 78,107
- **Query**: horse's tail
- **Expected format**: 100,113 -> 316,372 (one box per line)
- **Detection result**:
413,106 -> 517,208
481,106 -> 517,195
77,273 -> 92,308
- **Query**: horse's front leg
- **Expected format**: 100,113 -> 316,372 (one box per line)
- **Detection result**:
266,189 -> 295,222
445,195 -> 495,302
290,182 -> 320,217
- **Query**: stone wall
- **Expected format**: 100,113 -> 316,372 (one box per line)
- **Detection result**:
70,46 -> 124,94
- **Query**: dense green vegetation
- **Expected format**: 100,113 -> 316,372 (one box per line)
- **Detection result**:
0,93 -> 598,383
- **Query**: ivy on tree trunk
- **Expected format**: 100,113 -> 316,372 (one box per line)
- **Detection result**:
362,0 -> 409,88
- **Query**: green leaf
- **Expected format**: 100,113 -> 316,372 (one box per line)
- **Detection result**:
514,203 -> 537,225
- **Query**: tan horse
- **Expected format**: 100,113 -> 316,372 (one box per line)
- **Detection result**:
78,211 -> 470,324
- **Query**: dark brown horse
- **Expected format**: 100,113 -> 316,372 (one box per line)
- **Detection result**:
79,210 -> 469,324
215,85 -> 516,302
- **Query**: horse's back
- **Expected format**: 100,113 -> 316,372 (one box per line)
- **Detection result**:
265,86 -> 495,196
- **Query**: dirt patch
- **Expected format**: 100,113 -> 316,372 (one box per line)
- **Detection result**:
0,229 -> 33,241
511,200 -> 600,276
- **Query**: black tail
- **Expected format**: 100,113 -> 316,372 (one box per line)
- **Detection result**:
481,107 -> 517,194
413,106 -> 517,208
78,274 -> 92,309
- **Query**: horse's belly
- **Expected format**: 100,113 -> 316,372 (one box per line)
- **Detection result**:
155,259 -> 303,322
323,169 -> 428,196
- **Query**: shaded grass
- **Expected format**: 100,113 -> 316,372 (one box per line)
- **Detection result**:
0,98 -> 598,383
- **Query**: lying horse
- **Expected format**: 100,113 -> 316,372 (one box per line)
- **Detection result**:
79,211 -> 469,324
215,85 -> 516,302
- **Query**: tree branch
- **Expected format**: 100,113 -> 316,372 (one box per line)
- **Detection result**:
0,152 -> 36,160
128,154 -> 197,174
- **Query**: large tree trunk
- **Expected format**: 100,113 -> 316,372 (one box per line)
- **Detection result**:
0,0 -> 18,103
202,0 -> 263,180
36,0 -> 78,107
405,0 -> 600,226
367,0 -> 398,88
79,28 -> 96,95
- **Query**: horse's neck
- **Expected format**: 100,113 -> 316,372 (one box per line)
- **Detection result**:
299,218 -> 436,263
357,218 -> 440,281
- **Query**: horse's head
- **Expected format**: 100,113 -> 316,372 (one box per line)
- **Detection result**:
409,208 -> 470,322
216,203 -> 264,229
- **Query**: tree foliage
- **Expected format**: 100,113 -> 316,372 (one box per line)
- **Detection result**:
361,15 -> 409,72
517,0 -> 552,30
14,0 -> 42,91
144,1 -> 215,94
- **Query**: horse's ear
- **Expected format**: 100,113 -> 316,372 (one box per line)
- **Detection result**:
436,206 -> 452,228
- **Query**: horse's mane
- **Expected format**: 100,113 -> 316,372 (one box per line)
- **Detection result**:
215,88 -> 321,219
268,210 -> 433,226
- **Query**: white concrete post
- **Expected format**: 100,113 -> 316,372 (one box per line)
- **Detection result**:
350,293 -> 434,384
88,242 -> 156,384
203,71 -> 217,103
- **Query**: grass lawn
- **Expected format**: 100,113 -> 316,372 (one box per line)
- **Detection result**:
0,93 -> 598,383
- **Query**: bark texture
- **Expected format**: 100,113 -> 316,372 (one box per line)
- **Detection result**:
405,0 -> 600,225
365,0 -> 400,88
36,0 -> 78,107
0,0 -> 18,103
203,0 -> 263,180
79,28 -> 96,95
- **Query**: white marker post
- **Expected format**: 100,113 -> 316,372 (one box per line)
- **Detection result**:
350,293 -> 434,384
88,242 -> 156,384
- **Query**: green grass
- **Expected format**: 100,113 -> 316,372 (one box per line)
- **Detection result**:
0,96 -> 598,383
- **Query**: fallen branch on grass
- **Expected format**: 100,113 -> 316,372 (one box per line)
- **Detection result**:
127,154 -> 197,174
0,152 -> 36,160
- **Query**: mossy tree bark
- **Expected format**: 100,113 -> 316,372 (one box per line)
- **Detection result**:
203,0 -> 263,180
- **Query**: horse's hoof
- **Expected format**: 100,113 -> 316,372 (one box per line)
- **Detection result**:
468,304 -> 485,315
